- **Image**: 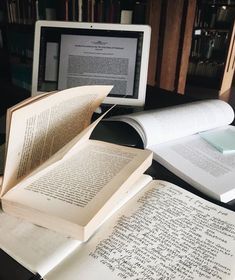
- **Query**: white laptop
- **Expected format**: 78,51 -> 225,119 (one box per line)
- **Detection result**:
32,20 -> 151,107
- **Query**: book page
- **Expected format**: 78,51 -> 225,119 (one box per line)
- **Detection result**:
5,91 -> 52,147
45,180 -> 235,280
2,140 -> 152,240
151,128 -> 235,202
111,100 -> 234,147
12,106 -> 115,185
0,175 -> 152,277
1,85 -> 112,196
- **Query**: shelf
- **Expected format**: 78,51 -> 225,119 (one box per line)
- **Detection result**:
186,0 -> 235,96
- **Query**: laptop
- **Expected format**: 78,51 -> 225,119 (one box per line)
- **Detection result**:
32,20 -> 151,107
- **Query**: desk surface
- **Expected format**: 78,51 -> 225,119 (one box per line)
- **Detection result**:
0,85 -> 235,280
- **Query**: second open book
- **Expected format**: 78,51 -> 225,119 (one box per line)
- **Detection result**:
0,85 -> 152,241
110,99 -> 235,202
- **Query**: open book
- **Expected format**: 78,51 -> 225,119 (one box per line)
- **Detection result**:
0,85 -> 152,241
1,175 -> 235,280
110,100 -> 235,202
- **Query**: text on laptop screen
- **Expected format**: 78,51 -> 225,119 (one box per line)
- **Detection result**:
32,21 -> 151,106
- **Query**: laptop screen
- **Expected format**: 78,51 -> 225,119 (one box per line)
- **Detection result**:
32,21 -> 151,106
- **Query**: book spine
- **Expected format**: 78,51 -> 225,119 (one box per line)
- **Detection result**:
65,0 -> 69,21
112,0 -> 120,23
0,1 -> 3,22
78,0 -> 82,21
82,0 -> 88,22
74,0 -> 78,21
103,0 -> 111,22
87,0 -> 94,22
97,0 -> 104,22
120,10 -> 132,24
68,0 -> 73,20
133,0 -> 146,24
35,0 -> 39,20
120,0 -> 134,24
6,0 -> 11,23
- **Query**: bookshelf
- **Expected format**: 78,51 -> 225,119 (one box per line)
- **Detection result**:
7,24 -> 34,91
2,0 -> 148,25
186,0 -> 235,97
147,0 -> 197,94
0,24 -> 10,82
0,0 -> 148,93
0,1 -> 210,97
0,2 -> 10,83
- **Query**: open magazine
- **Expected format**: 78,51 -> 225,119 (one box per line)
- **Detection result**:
110,99 -> 235,202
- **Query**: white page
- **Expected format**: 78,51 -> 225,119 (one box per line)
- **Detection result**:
151,127 -> 235,202
58,34 -> 137,96
45,180 -> 235,280
0,175 -> 151,277
0,210 -> 80,276
111,100 -> 234,147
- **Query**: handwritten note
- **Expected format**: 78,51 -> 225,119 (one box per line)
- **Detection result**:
45,180 -> 235,280
89,183 -> 235,279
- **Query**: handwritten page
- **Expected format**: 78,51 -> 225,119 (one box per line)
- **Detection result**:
45,180 -> 235,280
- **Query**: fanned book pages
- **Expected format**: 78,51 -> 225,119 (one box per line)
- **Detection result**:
1,177 -> 235,280
110,100 -> 235,202
0,85 -> 153,241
